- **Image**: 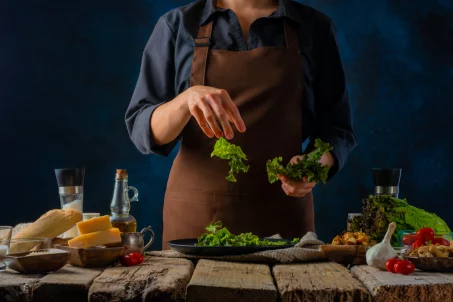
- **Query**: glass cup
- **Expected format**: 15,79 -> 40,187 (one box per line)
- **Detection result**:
0,226 -> 13,271
120,227 -> 155,254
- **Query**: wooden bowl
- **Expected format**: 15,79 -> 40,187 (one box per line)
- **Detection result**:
321,245 -> 369,265
403,256 -> 453,272
55,245 -> 125,268
1,248 -> 69,274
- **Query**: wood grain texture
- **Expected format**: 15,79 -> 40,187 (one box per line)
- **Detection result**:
32,265 -> 103,302
351,265 -> 453,302
88,257 -> 194,302
186,260 -> 277,302
273,262 -> 372,302
0,270 -> 41,302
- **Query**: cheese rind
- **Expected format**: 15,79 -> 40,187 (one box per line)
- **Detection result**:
77,215 -> 112,235
68,228 -> 121,249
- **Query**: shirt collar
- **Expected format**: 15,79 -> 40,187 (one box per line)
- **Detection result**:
200,0 -> 302,25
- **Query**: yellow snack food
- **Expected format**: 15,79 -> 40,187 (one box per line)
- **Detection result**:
68,228 -> 121,249
77,215 -> 112,235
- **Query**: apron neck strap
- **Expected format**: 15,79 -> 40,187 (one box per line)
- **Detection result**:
283,20 -> 299,50
190,21 -> 213,86
190,19 -> 299,87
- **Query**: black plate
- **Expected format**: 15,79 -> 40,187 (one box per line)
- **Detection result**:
167,238 -> 295,256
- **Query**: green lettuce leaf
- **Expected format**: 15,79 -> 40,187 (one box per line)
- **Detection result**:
350,194 -> 451,244
211,137 -> 250,182
266,138 -> 333,184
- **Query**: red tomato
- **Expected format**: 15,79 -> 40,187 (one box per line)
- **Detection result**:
412,240 -> 426,249
120,252 -> 144,267
432,237 -> 450,246
402,235 -> 417,246
386,258 -> 400,273
394,260 -> 415,275
416,228 -> 435,242
133,252 -> 144,264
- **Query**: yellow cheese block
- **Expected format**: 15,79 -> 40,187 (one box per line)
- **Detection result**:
68,228 -> 121,249
77,215 -> 112,235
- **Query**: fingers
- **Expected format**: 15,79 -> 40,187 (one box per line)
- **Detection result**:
206,93 -> 234,140
279,175 -> 316,188
281,182 -> 314,197
197,98 -> 223,138
279,175 -> 316,197
290,156 -> 303,164
190,107 -> 215,138
219,89 -> 246,133
188,86 -> 245,139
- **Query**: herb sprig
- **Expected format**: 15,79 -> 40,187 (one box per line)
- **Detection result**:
211,137 -> 250,182
266,138 -> 333,184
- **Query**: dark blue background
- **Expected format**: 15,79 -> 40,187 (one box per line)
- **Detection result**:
1,0 -> 452,250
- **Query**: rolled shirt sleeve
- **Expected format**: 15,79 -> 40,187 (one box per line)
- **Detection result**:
125,16 -> 178,156
307,19 -> 358,177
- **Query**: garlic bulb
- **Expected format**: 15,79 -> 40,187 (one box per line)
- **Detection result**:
366,222 -> 397,270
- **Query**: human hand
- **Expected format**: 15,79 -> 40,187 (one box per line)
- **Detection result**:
279,155 -> 317,197
185,85 -> 246,139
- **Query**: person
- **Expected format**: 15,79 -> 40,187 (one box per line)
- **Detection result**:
125,0 -> 357,249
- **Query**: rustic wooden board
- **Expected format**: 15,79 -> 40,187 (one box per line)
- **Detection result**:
273,262 -> 372,302
0,270 -> 41,302
186,259 -> 277,302
88,257 -> 194,302
32,265 -> 103,302
351,265 -> 453,302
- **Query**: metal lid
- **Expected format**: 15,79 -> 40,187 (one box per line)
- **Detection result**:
55,168 -> 85,188
372,168 -> 401,187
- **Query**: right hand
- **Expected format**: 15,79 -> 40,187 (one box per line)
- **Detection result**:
185,85 -> 246,139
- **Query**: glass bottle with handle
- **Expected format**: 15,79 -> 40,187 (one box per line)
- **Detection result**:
110,169 -> 139,232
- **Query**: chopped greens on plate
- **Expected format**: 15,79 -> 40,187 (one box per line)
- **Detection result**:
196,221 -> 299,247
266,138 -> 333,184
211,137 -> 250,182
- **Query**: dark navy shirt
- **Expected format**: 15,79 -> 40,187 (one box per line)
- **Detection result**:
125,0 -> 357,176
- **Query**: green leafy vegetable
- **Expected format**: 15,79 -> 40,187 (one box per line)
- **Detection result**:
211,137 -> 250,182
350,194 -> 451,244
196,221 -> 299,247
266,138 -> 333,184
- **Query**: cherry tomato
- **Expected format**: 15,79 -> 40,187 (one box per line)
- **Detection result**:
133,252 -> 145,264
394,260 -> 415,275
402,235 -> 417,246
386,258 -> 400,273
415,234 -> 425,243
416,228 -> 435,242
412,240 -> 426,249
120,252 -> 144,267
432,237 -> 450,246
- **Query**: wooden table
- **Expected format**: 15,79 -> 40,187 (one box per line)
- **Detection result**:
1,258 -> 452,302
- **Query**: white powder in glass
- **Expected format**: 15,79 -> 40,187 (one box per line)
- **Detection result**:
62,199 -> 83,238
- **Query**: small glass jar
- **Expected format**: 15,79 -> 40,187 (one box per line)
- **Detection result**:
347,213 -> 362,231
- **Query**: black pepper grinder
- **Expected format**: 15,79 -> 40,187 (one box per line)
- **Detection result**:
372,168 -> 402,198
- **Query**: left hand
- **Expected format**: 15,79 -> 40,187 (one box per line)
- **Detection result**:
279,155 -> 317,197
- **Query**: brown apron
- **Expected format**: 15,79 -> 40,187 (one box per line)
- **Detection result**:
162,18 -> 314,250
